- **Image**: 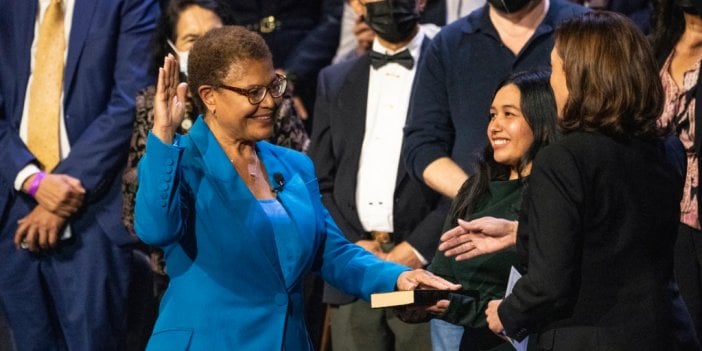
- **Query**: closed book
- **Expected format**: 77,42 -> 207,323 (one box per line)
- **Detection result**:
370,289 -> 478,309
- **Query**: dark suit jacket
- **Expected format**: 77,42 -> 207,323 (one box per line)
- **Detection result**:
0,0 -> 158,244
500,132 -> 698,350
310,37 -> 448,304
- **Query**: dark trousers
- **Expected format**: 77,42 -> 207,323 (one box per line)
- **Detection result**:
330,299 -> 431,351
676,224 -> 702,342
0,203 -> 132,351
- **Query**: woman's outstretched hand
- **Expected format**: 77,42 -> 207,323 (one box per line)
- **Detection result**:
152,54 -> 188,144
396,269 -> 461,291
438,217 -> 518,261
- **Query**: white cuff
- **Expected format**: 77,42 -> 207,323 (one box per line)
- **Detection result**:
14,164 -> 41,191
411,247 -> 428,266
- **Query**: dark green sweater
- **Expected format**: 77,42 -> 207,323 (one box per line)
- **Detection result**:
429,179 -> 523,329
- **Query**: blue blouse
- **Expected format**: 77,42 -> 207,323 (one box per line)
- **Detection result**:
259,198 -> 304,287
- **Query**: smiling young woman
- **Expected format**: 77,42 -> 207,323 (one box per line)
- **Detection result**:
428,70 -> 558,350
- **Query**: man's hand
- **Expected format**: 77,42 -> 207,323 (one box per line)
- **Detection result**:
353,16 -> 375,56
23,173 -> 85,218
14,206 -> 66,252
485,299 -> 505,334
439,217 -> 518,261
386,241 -> 423,269
356,239 -> 387,259
396,269 -> 461,291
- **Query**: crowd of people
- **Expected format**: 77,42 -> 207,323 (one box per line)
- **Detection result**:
1,0 -> 702,350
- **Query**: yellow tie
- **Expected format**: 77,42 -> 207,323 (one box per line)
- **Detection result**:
27,0 -> 65,171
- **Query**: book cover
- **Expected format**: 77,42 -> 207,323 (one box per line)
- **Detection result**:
370,289 -> 478,309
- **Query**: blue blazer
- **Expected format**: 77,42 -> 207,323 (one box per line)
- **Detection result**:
0,0 -> 158,246
135,118 -> 407,350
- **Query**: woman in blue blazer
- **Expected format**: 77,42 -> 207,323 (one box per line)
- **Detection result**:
134,26 -> 458,350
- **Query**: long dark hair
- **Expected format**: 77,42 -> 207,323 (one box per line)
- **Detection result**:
650,0 -> 685,66
447,71 -> 558,223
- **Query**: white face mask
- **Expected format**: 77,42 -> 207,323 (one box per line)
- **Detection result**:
167,39 -> 189,76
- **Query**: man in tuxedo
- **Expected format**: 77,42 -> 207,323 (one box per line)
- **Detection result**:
0,0 -> 158,349
310,0 -> 447,349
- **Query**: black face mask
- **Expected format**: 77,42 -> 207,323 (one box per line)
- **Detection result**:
365,0 -> 419,43
676,0 -> 702,15
487,0 -> 532,14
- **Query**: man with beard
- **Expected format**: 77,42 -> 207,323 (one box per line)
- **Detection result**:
310,0 -> 446,350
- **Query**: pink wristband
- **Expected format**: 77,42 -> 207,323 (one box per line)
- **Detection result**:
27,171 -> 46,198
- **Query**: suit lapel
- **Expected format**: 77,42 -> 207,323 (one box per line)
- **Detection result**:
258,144 -> 317,278
187,119 -> 286,286
337,56 -> 371,230
13,2 -> 38,125
64,0 -> 96,99
337,55 -> 371,152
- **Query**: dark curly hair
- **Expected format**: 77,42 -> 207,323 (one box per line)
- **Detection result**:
556,11 -> 664,141
148,0 -> 226,77
448,70 -> 558,224
188,26 -> 273,113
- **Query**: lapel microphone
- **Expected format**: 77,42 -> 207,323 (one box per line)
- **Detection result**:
272,172 -> 285,193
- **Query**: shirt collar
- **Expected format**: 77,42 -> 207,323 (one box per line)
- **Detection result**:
460,0 -> 562,37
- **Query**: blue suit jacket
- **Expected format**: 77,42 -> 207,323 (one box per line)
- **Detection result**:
135,118 -> 407,350
0,0 -> 158,246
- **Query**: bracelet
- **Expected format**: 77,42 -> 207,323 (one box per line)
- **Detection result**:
27,171 -> 46,198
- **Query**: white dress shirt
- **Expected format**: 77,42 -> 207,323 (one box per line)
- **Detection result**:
355,29 -> 425,234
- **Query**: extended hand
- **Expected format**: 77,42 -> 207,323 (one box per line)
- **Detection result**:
485,299 -> 504,334
152,54 -> 187,144
396,269 -> 461,291
439,217 -> 518,261
14,206 -> 66,252
24,173 -> 85,218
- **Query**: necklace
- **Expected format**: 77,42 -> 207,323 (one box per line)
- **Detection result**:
230,151 -> 259,181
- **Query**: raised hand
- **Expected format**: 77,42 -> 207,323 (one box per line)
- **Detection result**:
152,54 -> 188,144
438,217 -> 518,261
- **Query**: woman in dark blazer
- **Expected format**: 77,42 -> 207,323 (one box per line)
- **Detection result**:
482,12 -> 700,350
134,26 -> 458,350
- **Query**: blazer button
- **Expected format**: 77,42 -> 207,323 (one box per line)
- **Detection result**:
274,293 -> 287,306
166,159 -> 174,166
160,200 -> 167,208
160,183 -> 169,191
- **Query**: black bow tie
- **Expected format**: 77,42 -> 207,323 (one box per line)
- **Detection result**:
370,49 -> 414,70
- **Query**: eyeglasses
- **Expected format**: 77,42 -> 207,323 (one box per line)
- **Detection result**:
217,73 -> 287,105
